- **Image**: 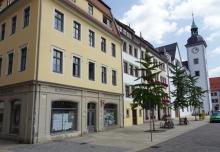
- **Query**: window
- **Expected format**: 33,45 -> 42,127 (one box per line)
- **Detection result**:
11,16 -> 17,34
123,42 -> 127,52
8,53 -> 13,75
103,16 -> 112,28
0,101 -> 4,132
123,61 -> 128,74
20,47 -> 27,72
211,93 -> 213,96
51,101 -> 78,133
7,0 -> 13,6
126,109 -> 130,118
101,37 -> 106,52
194,58 -> 199,64
125,85 -> 130,97
73,56 -> 80,77
73,21 -> 81,40
129,45 -> 133,55
129,64 -> 133,76
141,51 -> 144,59
104,104 -> 117,127
195,71 -> 200,77
101,66 -> 107,84
88,3 -> 93,15
112,43 -> 116,57
134,48 -> 138,58
214,92 -> 217,96
135,67 -> 139,77
0,23 -> 5,41
0,57 -> 2,76
89,30 -> 95,47
10,100 -> 21,134
54,10 -> 64,32
23,6 -> 30,27
89,62 -> 95,81
53,49 -> 63,73
112,70 -> 117,86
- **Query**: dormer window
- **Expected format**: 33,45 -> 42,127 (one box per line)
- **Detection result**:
103,16 -> 112,28
88,3 -> 93,15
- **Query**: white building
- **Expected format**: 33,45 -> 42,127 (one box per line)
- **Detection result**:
156,43 -> 193,118
185,17 -> 212,114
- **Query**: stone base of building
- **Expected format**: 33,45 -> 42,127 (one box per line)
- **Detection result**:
0,81 -> 123,144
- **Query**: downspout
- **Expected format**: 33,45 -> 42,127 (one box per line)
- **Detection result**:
120,42 -> 124,128
32,0 -> 42,144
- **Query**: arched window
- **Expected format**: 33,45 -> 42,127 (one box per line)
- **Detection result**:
0,101 -> 4,132
51,101 -> 78,133
104,104 -> 117,127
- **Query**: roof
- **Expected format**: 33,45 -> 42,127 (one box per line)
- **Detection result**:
182,61 -> 189,70
210,77 -> 220,91
186,35 -> 207,47
88,0 -> 111,17
156,43 -> 177,61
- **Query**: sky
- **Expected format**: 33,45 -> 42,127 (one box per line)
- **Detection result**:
104,0 -> 220,78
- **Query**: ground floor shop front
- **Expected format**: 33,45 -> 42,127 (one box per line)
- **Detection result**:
0,81 -> 123,143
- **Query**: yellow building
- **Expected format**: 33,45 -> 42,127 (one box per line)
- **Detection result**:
0,0 -> 123,143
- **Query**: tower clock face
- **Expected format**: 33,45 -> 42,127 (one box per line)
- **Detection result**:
192,47 -> 199,54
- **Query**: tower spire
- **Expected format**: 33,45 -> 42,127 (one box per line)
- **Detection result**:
191,13 -> 198,36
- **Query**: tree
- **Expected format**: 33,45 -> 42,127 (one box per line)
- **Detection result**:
131,50 -> 168,133
187,75 -> 206,120
170,65 -> 189,119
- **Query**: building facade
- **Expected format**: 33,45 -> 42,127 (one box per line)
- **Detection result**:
116,20 -> 144,127
185,17 -> 212,114
0,0 -> 123,143
157,43 -> 193,118
210,77 -> 220,111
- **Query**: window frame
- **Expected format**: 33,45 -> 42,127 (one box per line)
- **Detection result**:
88,3 -> 93,15
101,37 -> 106,53
7,52 -> 14,75
101,66 -> 107,84
20,46 -> 27,72
72,56 -> 81,78
112,70 -> 117,86
11,15 -> 17,35
195,70 -> 200,77
52,48 -> 63,74
89,30 -> 95,47
0,23 -> 6,41
54,9 -> 64,32
112,43 -> 116,57
194,58 -> 199,65
73,20 -> 81,40
0,57 -> 2,77
23,6 -> 30,28
88,61 -> 95,81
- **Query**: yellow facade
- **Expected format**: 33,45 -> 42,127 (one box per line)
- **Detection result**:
0,0 -> 39,86
0,0 -> 122,94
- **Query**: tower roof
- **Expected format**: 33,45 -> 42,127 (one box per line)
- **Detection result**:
186,15 -> 207,47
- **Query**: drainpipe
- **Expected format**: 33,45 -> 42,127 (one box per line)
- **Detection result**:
31,0 -> 42,144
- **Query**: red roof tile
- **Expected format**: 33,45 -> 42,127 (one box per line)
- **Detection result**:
210,77 -> 220,91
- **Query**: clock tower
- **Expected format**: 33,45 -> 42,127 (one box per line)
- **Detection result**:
185,16 -> 212,114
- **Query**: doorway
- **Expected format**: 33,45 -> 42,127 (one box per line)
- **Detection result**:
132,109 -> 137,125
87,103 -> 96,133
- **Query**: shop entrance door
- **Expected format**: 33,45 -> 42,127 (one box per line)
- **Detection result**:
87,103 -> 96,133
132,109 -> 137,125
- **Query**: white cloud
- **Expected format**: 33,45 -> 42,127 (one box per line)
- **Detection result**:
208,47 -> 220,58
176,26 -> 191,35
206,31 -> 220,42
121,0 -> 220,44
121,0 -> 178,44
209,66 -> 220,77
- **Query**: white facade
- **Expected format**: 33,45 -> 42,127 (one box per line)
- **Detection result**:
186,42 -> 212,114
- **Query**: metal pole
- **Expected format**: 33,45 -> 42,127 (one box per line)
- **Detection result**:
149,103 -> 153,142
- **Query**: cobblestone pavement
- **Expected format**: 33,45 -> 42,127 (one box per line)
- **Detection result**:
140,123 -> 220,152
0,118 -> 209,152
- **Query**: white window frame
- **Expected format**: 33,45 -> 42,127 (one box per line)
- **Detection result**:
51,46 -> 65,75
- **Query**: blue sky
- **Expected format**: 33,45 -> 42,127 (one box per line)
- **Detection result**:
104,0 -> 220,78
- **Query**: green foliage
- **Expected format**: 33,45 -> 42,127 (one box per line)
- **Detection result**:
131,50 -> 168,111
187,75 -> 206,111
170,65 -> 189,111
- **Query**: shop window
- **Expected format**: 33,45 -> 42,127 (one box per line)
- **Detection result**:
51,101 -> 78,133
0,101 -> 4,132
10,100 -> 21,134
126,109 -> 130,118
104,104 -> 117,127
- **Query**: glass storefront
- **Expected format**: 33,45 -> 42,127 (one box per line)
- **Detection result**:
104,104 -> 117,127
10,100 -> 21,134
0,101 -> 4,132
51,101 -> 78,133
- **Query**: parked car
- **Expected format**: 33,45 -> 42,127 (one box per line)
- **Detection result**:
210,112 -> 220,123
